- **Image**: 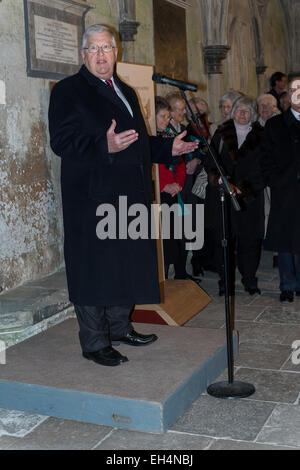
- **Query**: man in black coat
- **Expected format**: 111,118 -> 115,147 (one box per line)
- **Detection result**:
48,24 -> 198,366
260,75 -> 300,302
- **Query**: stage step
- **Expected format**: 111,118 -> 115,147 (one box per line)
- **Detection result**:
0,319 -> 238,434
0,269 -> 72,347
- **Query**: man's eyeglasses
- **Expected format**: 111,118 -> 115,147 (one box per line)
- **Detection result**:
83,44 -> 115,54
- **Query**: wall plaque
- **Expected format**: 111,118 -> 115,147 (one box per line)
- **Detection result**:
23,0 -> 94,79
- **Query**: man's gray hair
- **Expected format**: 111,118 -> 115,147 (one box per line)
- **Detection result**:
82,24 -> 117,49
219,90 -> 242,110
231,97 -> 258,122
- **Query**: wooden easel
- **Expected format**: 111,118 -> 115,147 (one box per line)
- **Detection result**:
136,164 -> 211,326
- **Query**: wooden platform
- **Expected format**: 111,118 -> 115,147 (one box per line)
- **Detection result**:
0,319 -> 238,434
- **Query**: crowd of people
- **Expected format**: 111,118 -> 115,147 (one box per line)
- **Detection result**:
48,23 -> 300,367
155,71 -> 300,303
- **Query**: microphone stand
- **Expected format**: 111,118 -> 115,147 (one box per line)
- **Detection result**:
180,89 -> 255,399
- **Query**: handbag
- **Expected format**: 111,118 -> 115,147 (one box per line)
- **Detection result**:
191,167 -> 208,200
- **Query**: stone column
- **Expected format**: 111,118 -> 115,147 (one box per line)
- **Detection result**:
118,0 -> 140,62
198,0 -> 230,121
279,0 -> 300,75
248,0 -> 270,95
256,65 -> 268,95
203,45 -> 230,120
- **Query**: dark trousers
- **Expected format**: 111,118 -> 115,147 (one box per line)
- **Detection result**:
74,304 -> 134,352
236,238 -> 262,287
215,236 -> 262,289
278,253 -> 300,292
164,238 -> 188,279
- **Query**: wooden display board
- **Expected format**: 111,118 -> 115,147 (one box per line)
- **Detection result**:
117,61 -> 165,283
117,62 -> 211,324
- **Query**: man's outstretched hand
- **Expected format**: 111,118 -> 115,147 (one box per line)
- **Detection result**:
107,119 -> 139,153
172,130 -> 199,156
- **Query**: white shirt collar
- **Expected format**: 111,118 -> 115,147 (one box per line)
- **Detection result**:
100,77 -> 113,83
291,108 -> 300,121
100,77 -> 133,117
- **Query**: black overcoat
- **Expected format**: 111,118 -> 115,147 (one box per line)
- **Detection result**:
48,65 -> 173,306
260,109 -> 300,254
204,119 -> 265,241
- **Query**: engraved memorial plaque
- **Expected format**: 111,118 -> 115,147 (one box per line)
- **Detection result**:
23,0 -> 94,79
34,16 -> 79,65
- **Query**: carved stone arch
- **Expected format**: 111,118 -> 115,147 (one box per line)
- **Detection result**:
248,0 -> 270,73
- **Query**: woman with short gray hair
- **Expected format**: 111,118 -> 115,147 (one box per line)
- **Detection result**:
231,97 -> 258,123
220,91 -> 242,117
210,90 -> 242,136
257,93 -> 280,127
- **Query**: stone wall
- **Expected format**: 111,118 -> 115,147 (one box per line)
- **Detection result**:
0,0 -> 64,292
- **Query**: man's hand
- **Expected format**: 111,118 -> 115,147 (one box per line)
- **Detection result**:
172,130 -> 199,156
218,177 -> 241,196
107,119 -> 139,153
229,183 -> 242,197
163,183 -> 182,197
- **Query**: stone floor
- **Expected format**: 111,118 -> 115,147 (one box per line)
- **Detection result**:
0,250 -> 300,450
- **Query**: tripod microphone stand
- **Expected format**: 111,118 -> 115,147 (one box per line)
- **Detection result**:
180,90 -> 255,399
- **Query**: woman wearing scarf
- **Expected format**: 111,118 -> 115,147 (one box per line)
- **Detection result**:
155,95 -> 190,279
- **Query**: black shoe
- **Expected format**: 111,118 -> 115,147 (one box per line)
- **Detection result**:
112,330 -> 158,347
82,346 -> 128,366
280,291 -> 294,302
244,286 -> 261,296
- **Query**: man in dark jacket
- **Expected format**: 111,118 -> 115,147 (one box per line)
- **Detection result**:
48,24 -> 198,366
267,72 -> 287,112
260,75 -> 300,302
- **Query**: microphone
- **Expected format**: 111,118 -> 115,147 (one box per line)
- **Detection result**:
152,73 -> 197,92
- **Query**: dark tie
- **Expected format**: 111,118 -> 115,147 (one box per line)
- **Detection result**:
105,79 -> 116,92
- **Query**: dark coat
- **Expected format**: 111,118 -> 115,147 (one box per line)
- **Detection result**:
267,88 -> 284,112
204,119 -> 265,240
48,65 -> 173,306
260,109 -> 300,254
